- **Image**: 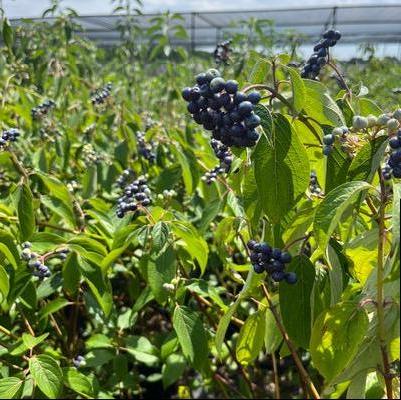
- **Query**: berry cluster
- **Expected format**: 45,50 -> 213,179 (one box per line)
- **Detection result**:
73,355 -> 86,368
214,39 -> 232,65
247,240 -> 297,284
201,139 -> 233,184
39,127 -> 62,142
322,126 -> 348,155
0,128 -> 20,150
91,83 -> 112,105
31,100 -> 55,120
383,130 -> 401,179
20,242 -> 51,279
301,29 -> 341,79
136,131 -> 156,162
182,69 -> 261,148
82,144 -> 104,165
309,171 -> 322,195
202,165 -> 226,185
116,175 -> 151,218
116,168 -> 134,188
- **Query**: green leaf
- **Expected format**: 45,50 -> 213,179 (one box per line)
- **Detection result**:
279,255 -> 315,348
124,336 -> 159,365
172,221 -> 208,275
0,243 -> 18,270
79,257 -> 112,317
255,104 -> 273,140
0,377 -> 24,399
310,302 -> 368,382
0,231 -> 19,268
236,310 -> 265,366
172,146 -> 193,194
22,333 -> 49,349
303,80 -> 345,126
248,56 -> 270,84
215,270 -> 262,355
346,371 -> 367,399
147,245 -> 176,303
392,183 -> 401,250
0,264 -> 9,303
39,298 -> 70,320
3,18 -> 14,51
285,66 -> 306,113
162,354 -> 186,389
62,252 -> 81,296
152,221 -> 170,253
17,183 -> 35,241
173,305 -> 209,373
253,113 -> 310,223
35,172 -> 73,207
314,181 -> 371,251
62,367 -> 94,398
325,144 -> 352,194
264,300 -> 282,354
82,165 -> 98,199
347,136 -> 387,183
29,354 -> 63,398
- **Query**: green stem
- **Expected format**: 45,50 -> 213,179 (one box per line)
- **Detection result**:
376,170 -> 393,399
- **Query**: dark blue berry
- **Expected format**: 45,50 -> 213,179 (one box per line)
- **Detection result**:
247,91 -> 261,104
225,80 -> 238,94
285,272 -> 297,284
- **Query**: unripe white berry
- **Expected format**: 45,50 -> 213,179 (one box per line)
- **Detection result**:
352,116 -> 368,130
387,118 -> 399,132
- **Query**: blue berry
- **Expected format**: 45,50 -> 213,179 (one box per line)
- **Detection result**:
389,137 -> 401,149
247,91 -> 261,104
323,145 -> 332,156
253,263 -> 265,274
285,272 -> 297,284
238,101 -> 254,117
323,134 -> 335,145
225,80 -> 238,94
280,252 -> 292,264
271,271 -> 285,282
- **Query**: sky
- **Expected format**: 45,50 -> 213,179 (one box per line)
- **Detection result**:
2,0 -> 400,18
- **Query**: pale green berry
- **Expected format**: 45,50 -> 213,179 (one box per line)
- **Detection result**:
387,118 -> 399,132
367,115 -> 377,127
332,127 -> 344,136
392,109 -> 401,121
352,116 -> 368,130
377,114 -> 390,126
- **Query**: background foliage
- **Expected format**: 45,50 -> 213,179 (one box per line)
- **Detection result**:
0,3 -> 399,399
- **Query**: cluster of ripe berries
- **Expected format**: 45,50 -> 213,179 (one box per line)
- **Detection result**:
383,130 -> 401,179
90,83 -> 112,105
322,126 -> 349,155
202,139 -> 233,184
20,242 -> 69,279
214,39 -> 232,65
136,131 -> 156,162
0,128 -> 20,149
31,100 -> 55,120
301,29 -> 341,79
309,171 -> 322,195
73,355 -> 86,368
182,69 -> 261,148
116,174 -> 151,218
247,240 -> 297,284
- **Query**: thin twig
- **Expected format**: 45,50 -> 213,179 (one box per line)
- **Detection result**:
272,352 -> 281,399
376,168 -> 393,399
261,284 -> 320,400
